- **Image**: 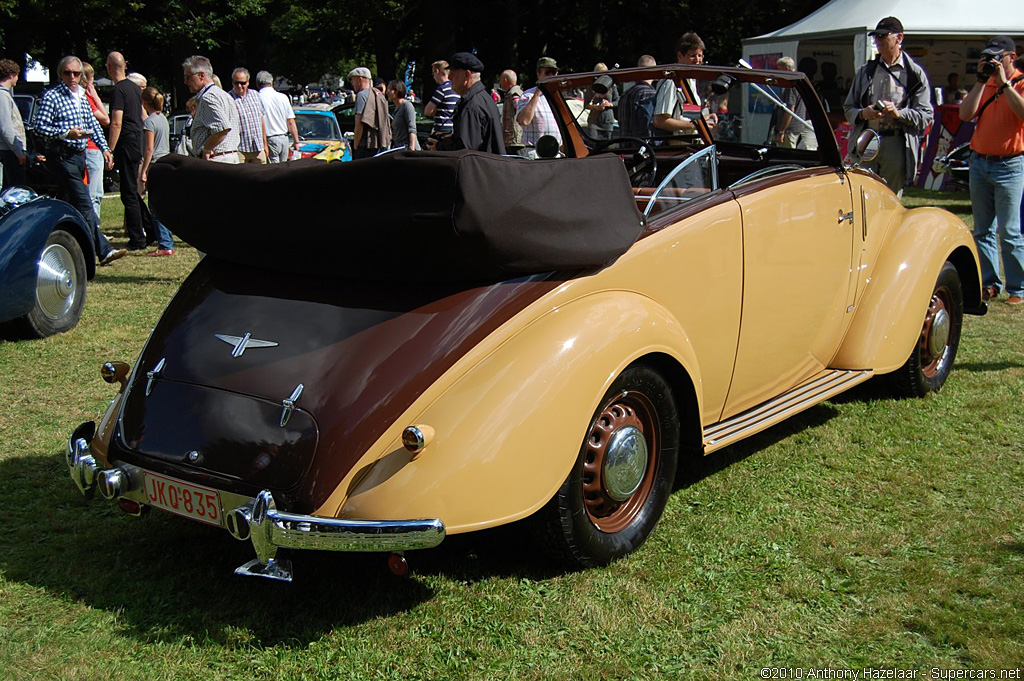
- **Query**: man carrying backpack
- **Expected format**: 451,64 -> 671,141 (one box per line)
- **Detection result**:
843,16 -> 932,196
619,55 -> 658,138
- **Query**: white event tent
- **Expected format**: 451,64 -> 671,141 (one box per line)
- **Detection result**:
740,0 -> 1022,145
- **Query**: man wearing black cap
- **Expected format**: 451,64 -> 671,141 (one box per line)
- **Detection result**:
959,36 -> 1024,304
843,17 -> 932,196
437,52 -> 505,155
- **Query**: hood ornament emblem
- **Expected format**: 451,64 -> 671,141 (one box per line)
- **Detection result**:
214,333 -> 279,358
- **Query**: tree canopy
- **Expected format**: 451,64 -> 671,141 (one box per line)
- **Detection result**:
2,0 -> 826,107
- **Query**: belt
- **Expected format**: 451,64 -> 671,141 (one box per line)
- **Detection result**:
268,133 -> 288,137
875,129 -> 903,137
972,151 -> 1024,162
208,150 -> 238,158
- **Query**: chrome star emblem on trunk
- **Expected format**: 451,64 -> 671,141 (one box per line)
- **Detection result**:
214,333 -> 279,357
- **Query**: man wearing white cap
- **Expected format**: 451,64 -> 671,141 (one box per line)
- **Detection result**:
349,66 -> 391,160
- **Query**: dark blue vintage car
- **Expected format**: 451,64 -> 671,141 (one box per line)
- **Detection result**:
0,187 -> 96,338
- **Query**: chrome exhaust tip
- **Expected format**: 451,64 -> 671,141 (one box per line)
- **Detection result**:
97,468 -> 128,500
226,504 -> 253,541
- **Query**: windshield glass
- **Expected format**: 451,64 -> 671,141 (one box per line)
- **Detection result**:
295,113 -> 341,141
553,67 -> 821,157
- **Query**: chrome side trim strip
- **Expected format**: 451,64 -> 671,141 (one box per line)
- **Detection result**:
703,369 -> 872,453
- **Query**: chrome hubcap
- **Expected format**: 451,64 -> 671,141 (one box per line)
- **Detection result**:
928,308 -> 950,357
602,425 -> 648,501
36,243 -> 77,319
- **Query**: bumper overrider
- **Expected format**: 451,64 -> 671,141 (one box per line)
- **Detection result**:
67,421 -> 446,581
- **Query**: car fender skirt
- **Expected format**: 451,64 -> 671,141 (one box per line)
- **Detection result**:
148,151 -> 644,283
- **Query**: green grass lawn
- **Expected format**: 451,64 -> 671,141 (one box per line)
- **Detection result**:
0,191 -> 1021,679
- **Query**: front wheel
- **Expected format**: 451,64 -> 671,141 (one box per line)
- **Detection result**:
23,229 -> 88,338
536,365 -> 679,568
888,261 -> 963,398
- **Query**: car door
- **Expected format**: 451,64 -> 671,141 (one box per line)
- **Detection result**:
722,170 -> 856,418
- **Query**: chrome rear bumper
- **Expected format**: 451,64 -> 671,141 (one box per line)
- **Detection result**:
66,421 -> 446,582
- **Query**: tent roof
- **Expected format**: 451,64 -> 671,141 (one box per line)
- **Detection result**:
748,0 -> 1021,42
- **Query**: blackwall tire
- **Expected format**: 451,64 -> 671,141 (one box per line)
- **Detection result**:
537,364 -> 679,568
889,261 -> 963,398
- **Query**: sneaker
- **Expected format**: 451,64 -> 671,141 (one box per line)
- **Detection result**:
982,285 -> 999,301
1007,296 -> 1024,305
146,249 -> 175,257
100,248 -> 128,266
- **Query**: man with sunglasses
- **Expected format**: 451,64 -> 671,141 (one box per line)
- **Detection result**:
843,16 -> 932,196
34,55 -> 126,266
959,36 -> 1024,304
229,67 -> 268,164
516,57 -> 563,158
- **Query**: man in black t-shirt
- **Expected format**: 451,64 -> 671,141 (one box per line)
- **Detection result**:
106,51 -> 156,249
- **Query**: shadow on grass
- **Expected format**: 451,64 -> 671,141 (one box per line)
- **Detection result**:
676,402 -> 840,488
92,273 -> 185,285
956,361 -> 1024,372
0,453 -> 443,646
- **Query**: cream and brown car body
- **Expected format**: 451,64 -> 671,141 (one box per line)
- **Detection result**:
67,65 -> 984,581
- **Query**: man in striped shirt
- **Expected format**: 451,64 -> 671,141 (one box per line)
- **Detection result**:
183,55 -> 241,163
34,55 -> 126,265
230,67 -> 268,163
425,60 -> 459,146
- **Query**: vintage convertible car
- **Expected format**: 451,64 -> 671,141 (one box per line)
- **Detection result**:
67,64 -> 985,581
1,186 -> 95,337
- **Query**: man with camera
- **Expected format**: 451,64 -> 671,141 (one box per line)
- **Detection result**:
843,17 -> 932,196
959,36 -> 1024,304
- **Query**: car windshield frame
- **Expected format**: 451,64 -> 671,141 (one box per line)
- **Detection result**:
537,64 -> 842,170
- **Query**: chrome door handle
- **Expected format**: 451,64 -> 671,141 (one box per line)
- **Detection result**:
838,209 -> 854,224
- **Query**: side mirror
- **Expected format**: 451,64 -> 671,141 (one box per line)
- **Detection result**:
535,134 -> 561,159
848,129 -> 880,166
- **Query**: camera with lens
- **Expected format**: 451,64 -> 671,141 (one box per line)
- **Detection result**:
979,55 -> 1000,79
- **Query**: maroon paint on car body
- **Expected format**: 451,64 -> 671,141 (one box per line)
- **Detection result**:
107,258 -> 563,514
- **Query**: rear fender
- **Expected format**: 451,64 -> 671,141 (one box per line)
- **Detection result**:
832,207 -> 981,372
0,199 -> 95,321
332,290 -> 701,533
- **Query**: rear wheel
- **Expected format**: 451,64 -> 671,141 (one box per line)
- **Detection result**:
23,230 -> 87,338
889,261 -> 962,398
537,365 -> 679,568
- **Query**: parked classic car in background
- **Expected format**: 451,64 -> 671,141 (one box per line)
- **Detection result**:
0,186 -> 95,338
67,64 -> 985,581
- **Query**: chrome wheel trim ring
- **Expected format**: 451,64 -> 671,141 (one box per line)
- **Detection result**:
602,425 -> 649,501
36,243 -> 77,320
927,307 -> 951,358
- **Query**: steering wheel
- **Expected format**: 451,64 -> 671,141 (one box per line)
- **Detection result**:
592,137 -> 658,187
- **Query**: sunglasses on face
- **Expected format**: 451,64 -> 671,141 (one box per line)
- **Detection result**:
233,81 -> 248,86
64,70 -> 82,77
540,68 -> 558,76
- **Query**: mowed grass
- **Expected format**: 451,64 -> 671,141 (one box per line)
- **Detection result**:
0,191 -> 1021,680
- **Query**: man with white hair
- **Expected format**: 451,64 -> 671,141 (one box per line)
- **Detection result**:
34,55 -> 125,265
772,56 -> 817,150
438,52 -> 504,154
182,55 -> 241,163
230,67 -> 269,163
256,70 -> 299,162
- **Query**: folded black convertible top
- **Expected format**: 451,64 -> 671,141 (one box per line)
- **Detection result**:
148,150 -> 644,283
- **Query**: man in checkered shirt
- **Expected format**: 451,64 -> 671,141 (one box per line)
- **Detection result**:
229,67 -> 268,163
182,55 -> 241,163
34,55 -> 126,265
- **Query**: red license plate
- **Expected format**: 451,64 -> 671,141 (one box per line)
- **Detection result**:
143,472 -> 224,527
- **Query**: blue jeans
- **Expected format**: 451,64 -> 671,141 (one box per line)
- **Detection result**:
85,147 -> 103,223
151,209 -> 174,250
970,153 -> 1024,297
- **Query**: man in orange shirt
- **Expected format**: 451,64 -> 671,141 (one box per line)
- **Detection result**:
960,36 -> 1024,304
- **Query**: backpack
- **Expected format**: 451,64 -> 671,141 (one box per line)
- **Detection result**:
619,82 -> 656,138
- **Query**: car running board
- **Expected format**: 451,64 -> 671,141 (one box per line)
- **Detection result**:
703,369 -> 873,454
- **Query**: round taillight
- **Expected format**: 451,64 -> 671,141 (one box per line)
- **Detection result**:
402,425 -> 435,454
